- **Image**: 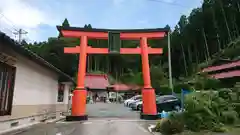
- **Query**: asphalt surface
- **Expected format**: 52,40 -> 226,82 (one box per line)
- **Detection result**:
7,103 -> 156,135
87,102 -> 140,119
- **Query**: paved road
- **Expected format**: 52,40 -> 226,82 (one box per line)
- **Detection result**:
8,120 -> 156,135
7,103 -> 156,135
87,102 -> 140,118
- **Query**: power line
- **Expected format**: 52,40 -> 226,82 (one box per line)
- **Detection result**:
146,0 -> 190,8
0,12 -> 18,30
13,29 -> 28,43
0,12 -> 29,43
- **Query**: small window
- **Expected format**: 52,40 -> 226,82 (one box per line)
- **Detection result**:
135,96 -> 142,100
57,84 -> 65,102
163,96 -> 177,102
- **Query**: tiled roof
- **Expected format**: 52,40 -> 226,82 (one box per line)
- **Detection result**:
0,31 -> 74,83
57,26 -> 170,33
202,60 -> 240,72
108,83 -> 141,91
85,74 -> 110,89
211,70 -> 240,79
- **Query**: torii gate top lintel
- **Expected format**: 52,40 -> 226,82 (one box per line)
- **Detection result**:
57,26 -> 169,39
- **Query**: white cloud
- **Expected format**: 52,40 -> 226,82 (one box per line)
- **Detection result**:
0,0 -> 59,41
0,0 -> 58,28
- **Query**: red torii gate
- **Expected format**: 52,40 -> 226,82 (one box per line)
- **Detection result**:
57,26 -> 169,121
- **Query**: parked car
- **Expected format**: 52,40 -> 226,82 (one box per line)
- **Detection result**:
129,99 -> 142,108
127,97 -> 142,108
156,95 -> 181,113
124,95 -> 141,107
131,100 -> 142,110
133,95 -> 161,111
140,95 -> 181,113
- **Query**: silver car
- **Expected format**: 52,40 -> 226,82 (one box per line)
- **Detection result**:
131,100 -> 142,110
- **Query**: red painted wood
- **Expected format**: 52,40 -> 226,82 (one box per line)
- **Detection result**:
64,46 -> 80,53
87,47 -> 108,54
64,46 -> 163,54
211,70 -> 240,79
202,60 -> 240,72
61,30 -> 165,39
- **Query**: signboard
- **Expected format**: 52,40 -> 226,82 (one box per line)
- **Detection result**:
108,31 -> 121,54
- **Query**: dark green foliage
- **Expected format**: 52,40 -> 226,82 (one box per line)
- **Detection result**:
168,112 -> 185,133
218,88 -> 233,101
233,103 -> 240,117
155,86 -> 172,95
221,110 -> 238,124
183,91 -> 238,132
203,78 -> 222,90
173,83 -> 192,93
190,73 -> 222,90
154,112 -> 184,135
62,18 -> 70,27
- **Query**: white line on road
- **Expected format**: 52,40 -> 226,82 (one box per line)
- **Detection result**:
82,122 -> 92,125
148,124 -> 156,132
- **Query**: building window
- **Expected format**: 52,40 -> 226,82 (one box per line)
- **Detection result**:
0,61 -> 16,116
57,83 -> 65,102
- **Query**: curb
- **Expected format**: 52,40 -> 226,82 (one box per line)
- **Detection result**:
45,117 -> 65,124
0,117 -> 65,135
0,122 -> 41,135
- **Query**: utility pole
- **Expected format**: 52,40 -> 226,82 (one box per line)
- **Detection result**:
168,32 -> 173,94
13,29 -> 28,43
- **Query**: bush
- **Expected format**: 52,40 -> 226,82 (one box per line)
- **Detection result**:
218,88 -> 232,101
168,112 -> 185,133
173,83 -> 192,93
154,115 -> 184,135
183,91 -> 238,132
155,86 -> 172,95
233,103 -> 240,117
220,110 -> 238,124
190,74 -> 221,90
203,78 -> 221,90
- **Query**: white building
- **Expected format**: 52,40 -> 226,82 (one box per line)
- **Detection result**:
0,32 -> 74,131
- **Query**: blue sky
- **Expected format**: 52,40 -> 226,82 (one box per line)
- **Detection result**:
0,0 -> 202,42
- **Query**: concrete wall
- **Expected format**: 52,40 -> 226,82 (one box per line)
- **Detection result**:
0,45 -> 72,131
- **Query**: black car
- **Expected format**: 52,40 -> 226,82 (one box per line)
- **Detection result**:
140,95 -> 181,113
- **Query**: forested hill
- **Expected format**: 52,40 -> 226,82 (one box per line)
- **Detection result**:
23,0 -> 240,88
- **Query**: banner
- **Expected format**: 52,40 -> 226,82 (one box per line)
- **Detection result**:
181,89 -> 192,109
